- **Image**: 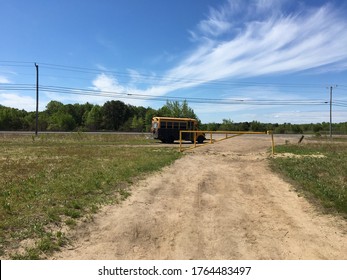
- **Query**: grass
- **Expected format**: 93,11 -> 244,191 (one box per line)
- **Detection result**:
0,132 -> 181,259
270,140 -> 347,217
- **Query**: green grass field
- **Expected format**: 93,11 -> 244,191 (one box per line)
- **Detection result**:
270,140 -> 347,218
0,133 -> 181,259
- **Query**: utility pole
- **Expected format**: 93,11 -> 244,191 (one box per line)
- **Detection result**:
329,85 -> 337,139
35,63 -> 39,136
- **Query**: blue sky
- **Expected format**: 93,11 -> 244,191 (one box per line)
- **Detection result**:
1,0 -> 347,124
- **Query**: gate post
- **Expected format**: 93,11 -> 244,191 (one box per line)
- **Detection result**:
267,130 -> 275,155
179,131 -> 183,152
194,131 -> 197,148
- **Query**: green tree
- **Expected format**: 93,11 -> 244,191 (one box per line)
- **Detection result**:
23,112 -> 36,130
204,122 -> 220,131
85,105 -> 103,130
102,100 -> 131,130
47,111 -> 76,131
46,101 -> 65,115
291,124 -> 303,134
130,115 -> 144,132
313,123 -> 323,133
65,103 -> 92,128
239,122 -> 250,131
157,100 -> 197,119
144,108 -> 157,131
38,112 -> 49,131
0,106 -> 27,130
219,119 -> 236,131
250,121 -> 266,132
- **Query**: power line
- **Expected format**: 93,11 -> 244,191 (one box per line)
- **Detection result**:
0,82 -> 341,106
39,63 -> 339,89
1,61 -> 346,112
4,60 -> 346,89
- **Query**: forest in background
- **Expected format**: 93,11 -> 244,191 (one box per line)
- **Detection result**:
1,100 -> 347,135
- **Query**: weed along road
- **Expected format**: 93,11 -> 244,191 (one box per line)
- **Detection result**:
53,135 -> 346,260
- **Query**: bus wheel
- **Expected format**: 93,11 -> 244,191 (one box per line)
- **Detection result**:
197,136 -> 205,143
167,136 -> 174,144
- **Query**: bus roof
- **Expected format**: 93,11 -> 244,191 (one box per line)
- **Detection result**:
152,117 -> 197,122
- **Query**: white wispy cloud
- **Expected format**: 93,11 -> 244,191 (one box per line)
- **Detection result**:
95,0 -> 347,102
90,73 -> 156,107
92,73 -> 127,93
196,4 -> 232,37
170,2 -> 347,82
0,93 -> 39,111
0,75 -> 10,84
84,0 -> 347,124
191,84 -> 327,121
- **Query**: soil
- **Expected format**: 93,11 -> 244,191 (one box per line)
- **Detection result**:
52,135 -> 347,260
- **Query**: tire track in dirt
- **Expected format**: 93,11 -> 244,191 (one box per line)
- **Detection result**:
52,135 -> 346,259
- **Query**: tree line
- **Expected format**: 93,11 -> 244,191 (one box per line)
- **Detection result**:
200,119 -> 347,135
0,100 -> 346,134
0,100 -> 197,132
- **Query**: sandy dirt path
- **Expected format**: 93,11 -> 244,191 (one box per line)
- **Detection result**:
52,135 -> 346,260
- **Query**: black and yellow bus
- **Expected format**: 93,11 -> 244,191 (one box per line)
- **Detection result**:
151,117 -> 205,143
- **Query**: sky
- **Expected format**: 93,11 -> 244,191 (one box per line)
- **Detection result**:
1,0 -> 347,124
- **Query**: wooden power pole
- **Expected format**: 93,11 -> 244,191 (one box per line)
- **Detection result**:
329,85 -> 337,139
35,63 -> 39,136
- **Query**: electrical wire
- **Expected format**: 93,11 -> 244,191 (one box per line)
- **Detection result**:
38,62 -> 338,89
1,61 -> 336,90
0,83 -> 341,106
1,61 -> 347,108
2,60 -> 347,88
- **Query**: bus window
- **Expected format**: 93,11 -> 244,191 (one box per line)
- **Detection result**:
173,122 -> 179,129
167,122 -> 172,128
161,121 -> 167,128
180,123 -> 187,130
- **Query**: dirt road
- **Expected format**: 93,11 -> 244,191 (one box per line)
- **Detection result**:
53,135 -> 346,260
